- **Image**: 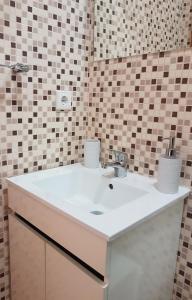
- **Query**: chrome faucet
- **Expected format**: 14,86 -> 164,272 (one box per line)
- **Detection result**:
102,150 -> 128,177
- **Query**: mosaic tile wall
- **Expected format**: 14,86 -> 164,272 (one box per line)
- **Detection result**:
88,48 -> 192,299
90,4 -> 192,297
94,0 -> 192,61
0,0 -> 91,298
0,0 -> 192,299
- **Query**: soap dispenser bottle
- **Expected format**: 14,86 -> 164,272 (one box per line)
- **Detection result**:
157,136 -> 182,194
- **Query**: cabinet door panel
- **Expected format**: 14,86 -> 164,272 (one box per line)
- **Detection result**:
46,243 -> 107,300
9,215 -> 45,300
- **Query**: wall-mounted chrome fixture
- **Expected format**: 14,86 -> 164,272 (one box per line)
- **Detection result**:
0,63 -> 30,73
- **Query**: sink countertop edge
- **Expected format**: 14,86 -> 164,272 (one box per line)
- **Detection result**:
7,180 -> 111,241
6,163 -> 191,241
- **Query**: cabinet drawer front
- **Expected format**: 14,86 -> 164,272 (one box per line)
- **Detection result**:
9,215 -> 45,300
46,243 -> 108,300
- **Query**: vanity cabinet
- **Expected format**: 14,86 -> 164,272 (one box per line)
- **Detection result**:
8,175 -> 187,300
9,214 -> 107,300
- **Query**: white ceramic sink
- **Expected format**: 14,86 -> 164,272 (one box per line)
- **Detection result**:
7,163 -> 190,240
33,170 -> 147,214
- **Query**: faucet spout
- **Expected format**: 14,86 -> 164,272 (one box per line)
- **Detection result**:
102,150 -> 128,178
102,161 -> 120,169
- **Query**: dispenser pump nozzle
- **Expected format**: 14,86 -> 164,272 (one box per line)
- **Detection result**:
162,136 -> 177,158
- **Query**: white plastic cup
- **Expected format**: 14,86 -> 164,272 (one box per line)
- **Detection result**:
84,139 -> 100,168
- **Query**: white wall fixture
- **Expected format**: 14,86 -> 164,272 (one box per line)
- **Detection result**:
56,90 -> 72,111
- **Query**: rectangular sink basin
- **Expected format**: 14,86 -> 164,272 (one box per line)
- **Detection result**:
7,163 -> 190,240
33,170 -> 147,214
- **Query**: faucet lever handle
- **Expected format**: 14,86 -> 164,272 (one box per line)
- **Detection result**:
110,150 -> 128,166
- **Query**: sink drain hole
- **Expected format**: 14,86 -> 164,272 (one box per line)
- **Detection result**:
90,210 -> 104,215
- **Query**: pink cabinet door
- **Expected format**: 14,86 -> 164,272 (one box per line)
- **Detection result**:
46,243 -> 107,300
9,215 -> 45,300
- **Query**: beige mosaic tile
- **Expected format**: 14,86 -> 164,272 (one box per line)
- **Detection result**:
94,0 -> 192,60
87,46 -> 192,299
0,0 -> 192,299
0,0 -> 91,298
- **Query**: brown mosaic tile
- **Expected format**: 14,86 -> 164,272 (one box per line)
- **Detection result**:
0,0 -> 92,298
87,45 -> 192,299
0,0 -> 192,299
94,0 -> 192,60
